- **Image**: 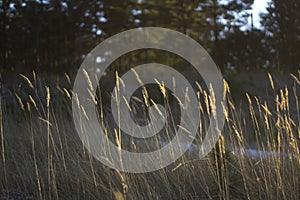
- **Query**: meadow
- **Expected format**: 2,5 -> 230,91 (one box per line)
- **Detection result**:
0,70 -> 299,199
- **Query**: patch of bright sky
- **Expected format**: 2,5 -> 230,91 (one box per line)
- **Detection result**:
250,0 -> 270,28
219,0 -> 270,30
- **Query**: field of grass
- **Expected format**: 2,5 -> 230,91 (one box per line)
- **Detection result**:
0,70 -> 299,199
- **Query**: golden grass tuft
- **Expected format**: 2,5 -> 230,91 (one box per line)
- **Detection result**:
0,71 -> 299,199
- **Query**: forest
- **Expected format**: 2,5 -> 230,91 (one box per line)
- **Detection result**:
0,0 -> 299,75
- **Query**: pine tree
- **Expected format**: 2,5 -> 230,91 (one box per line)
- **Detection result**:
261,0 -> 300,71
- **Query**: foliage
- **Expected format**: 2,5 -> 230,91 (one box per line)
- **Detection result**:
261,0 -> 300,71
0,0 -> 299,74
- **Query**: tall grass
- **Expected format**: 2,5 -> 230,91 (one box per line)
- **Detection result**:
0,70 -> 299,199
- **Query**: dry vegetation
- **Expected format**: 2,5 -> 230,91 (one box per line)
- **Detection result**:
0,70 -> 299,199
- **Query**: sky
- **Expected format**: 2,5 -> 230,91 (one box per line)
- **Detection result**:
251,0 -> 270,28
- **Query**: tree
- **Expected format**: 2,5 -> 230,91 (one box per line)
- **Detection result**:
217,29 -> 269,70
128,0 -> 255,73
261,0 -> 300,71
0,0 -> 18,71
199,0 -> 254,72
0,0 -> 262,75
0,0 -> 97,73
100,0 -> 139,36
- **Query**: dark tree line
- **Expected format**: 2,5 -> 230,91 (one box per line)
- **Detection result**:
261,0 -> 300,71
0,0 -> 299,74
